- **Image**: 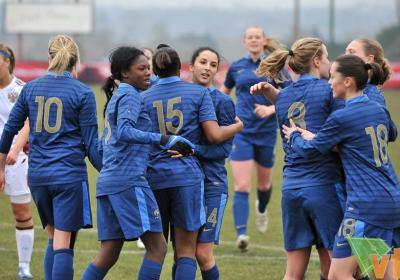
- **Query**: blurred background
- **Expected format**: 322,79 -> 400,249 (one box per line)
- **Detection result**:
1,0 -> 399,87
1,1 -> 400,279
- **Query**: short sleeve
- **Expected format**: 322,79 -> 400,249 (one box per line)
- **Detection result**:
224,66 -> 235,89
199,90 -> 217,123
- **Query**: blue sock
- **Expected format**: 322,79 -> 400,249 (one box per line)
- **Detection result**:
175,257 -> 196,280
44,239 -> 54,280
52,249 -> 74,280
257,187 -> 272,213
172,263 -> 177,279
233,191 -> 249,236
138,258 -> 162,280
201,265 -> 219,280
81,263 -> 106,280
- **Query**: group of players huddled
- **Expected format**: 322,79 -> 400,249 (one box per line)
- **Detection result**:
0,25 -> 398,280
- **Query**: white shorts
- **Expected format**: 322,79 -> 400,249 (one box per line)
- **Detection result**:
4,153 -> 29,196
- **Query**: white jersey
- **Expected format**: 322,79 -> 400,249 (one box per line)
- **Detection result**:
0,76 -> 25,148
0,76 -> 30,196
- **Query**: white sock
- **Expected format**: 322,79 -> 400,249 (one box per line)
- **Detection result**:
16,228 -> 34,268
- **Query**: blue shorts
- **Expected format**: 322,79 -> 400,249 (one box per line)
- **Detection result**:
198,189 -> 228,245
230,133 -> 275,168
153,182 -> 205,235
333,216 -> 397,258
335,183 -> 347,212
97,187 -> 162,241
282,185 -> 343,251
30,181 -> 92,231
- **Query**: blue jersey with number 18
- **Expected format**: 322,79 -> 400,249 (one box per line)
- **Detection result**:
141,76 -> 217,190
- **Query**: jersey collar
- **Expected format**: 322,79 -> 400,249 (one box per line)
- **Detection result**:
157,76 -> 181,84
346,94 -> 369,106
118,82 -> 139,92
47,71 -> 73,78
299,74 -> 318,81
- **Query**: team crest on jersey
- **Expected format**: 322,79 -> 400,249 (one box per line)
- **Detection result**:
152,209 -> 161,219
7,90 -> 19,103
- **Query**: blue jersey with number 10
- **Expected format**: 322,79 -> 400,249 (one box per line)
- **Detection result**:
141,76 -> 217,190
3,72 -> 101,187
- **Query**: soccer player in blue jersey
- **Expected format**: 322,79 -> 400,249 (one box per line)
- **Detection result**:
0,35 -> 102,280
283,54 -> 400,280
189,47 -> 236,280
142,47 -> 159,86
0,44 -> 34,279
345,38 -> 391,107
142,44 -> 243,280
220,26 -> 287,250
253,37 -> 344,280
81,46 -> 193,280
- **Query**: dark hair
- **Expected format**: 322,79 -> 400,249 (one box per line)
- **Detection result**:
102,46 -> 144,116
190,47 -> 220,65
0,44 -> 16,74
335,54 -> 383,91
152,44 -> 181,78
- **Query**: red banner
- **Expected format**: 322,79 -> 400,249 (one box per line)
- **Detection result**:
13,61 -> 400,89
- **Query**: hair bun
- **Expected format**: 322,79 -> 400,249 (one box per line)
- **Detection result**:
156,44 -> 170,49
364,63 -> 372,70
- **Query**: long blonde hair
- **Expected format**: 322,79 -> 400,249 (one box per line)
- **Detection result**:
257,37 -> 324,83
0,44 -> 16,74
48,35 -> 79,74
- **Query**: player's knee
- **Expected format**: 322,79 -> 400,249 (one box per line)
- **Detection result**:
15,216 -> 34,230
257,183 -> 272,191
234,184 -> 250,192
327,269 -> 342,280
146,238 -> 167,260
195,248 -> 214,269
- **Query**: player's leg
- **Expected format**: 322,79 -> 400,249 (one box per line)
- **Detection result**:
305,185 -> 343,279
230,134 -> 254,248
171,184 -> 205,280
5,157 -> 34,279
51,181 -> 92,280
329,257 -> 358,280
282,188 -> 315,279
140,232 -> 167,280
284,248 -> 312,280
254,161 -> 273,234
10,197 -> 34,279
196,192 -> 228,280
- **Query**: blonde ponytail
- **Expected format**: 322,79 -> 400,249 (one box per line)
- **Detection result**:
48,35 -> 79,74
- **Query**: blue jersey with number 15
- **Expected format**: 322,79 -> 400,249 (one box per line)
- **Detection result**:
141,76 -> 217,190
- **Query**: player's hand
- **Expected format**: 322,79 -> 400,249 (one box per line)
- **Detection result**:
250,82 -> 279,96
6,148 -> 18,165
0,169 -> 5,192
161,135 -> 194,156
282,119 -> 299,142
254,104 -> 275,118
297,127 -> 315,140
234,116 -> 244,132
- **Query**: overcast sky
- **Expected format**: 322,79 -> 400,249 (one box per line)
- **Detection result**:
2,0 -> 397,10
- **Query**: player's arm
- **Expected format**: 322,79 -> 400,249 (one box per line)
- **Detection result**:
220,84 -> 232,95
284,116 -> 344,158
199,90 -> 243,144
6,120 -> 29,165
250,82 -> 279,104
384,107 -> 397,142
220,66 -> 235,95
79,90 -> 102,171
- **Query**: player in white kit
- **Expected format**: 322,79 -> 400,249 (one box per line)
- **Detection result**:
0,44 -> 34,279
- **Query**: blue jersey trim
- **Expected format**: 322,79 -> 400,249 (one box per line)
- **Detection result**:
346,94 -> 369,106
157,76 -> 181,84
215,193 -> 228,243
135,188 -> 150,232
298,74 -> 318,81
47,71 -> 73,78
200,181 -> 206,225
82,181 -> 92,227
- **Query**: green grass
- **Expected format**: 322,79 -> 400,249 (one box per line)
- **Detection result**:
1,90 -> 400,279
